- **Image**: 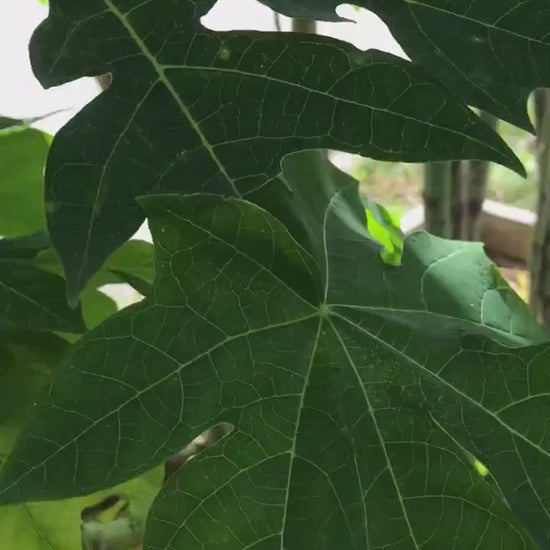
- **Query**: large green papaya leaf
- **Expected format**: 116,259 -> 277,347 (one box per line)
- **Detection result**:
261,0 -> 550,130
1,157 -> 549,546
31,0 -> 522,303
0,126 -> 50,238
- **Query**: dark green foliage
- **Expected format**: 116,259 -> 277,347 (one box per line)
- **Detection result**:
1,1 -> 550,549
31,0 -> 521,300
2,152 -> 549,547
0,127 -> 50,238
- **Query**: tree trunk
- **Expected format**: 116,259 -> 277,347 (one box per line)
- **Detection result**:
423,162 -> 453,237
426,112 -> 497,241
530,89 -> 550,325
461,112 -> 498,241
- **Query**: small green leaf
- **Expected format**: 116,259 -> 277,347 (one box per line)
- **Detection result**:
364,198 -> 404,265
0,127 -> 50,238
0,499 -> 84,550
103,240 -> 155,286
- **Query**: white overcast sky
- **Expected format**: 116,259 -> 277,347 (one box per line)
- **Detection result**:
0,0 -> 403,135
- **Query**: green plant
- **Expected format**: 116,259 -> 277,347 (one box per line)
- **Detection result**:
1,1 -> 550,549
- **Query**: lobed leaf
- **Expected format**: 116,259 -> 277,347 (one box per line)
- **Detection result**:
1,154 -> 548,547
262,0 -> 550,130
31,0 -> 522,301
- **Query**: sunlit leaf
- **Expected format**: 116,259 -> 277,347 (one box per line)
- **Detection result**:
0,127 -> 50,238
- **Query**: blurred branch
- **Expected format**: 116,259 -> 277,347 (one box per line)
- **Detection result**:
424,162 -> 452,237
292,18 -> 316,33
530,88 -> 550,325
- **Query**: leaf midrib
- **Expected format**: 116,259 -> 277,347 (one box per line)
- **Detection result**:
331,309 -> 550,462
3,303 -> 549,511
108,0 -> 510,171
0,311 -> 319,500
159,63 -> 506,157
103,0 -> 239,196
329,316 -> 420,549
279,316 -> 323,547
331,304 -> 539,347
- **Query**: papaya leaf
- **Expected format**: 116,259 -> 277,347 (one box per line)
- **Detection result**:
0,127 -> 50,238
80,288 -> 118,330
261,0 -> 550,130
31,0 -> 522,302
1,158 -> 548,546
364,199 -> 404,266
